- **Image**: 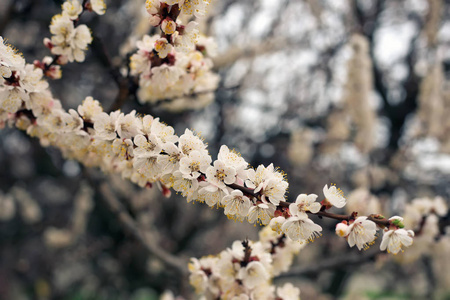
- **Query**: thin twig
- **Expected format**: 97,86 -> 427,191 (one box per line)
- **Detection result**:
276,248 -> 379,278
227,180 -> 391,227
91,35 -> 123,86
99,182 -> 189,275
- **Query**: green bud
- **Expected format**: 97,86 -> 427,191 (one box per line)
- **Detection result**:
391,219 -> 404,228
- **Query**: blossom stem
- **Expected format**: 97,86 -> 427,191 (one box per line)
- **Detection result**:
228,183 -> 258,198
225,181 -> 392,227
241,239 -> 252,267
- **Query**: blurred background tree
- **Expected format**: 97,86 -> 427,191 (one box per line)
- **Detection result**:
1,0 -> 450,299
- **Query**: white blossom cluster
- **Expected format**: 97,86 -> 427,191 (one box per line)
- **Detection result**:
335,214 -> 416,254
0,36 -> 307,246
129,0 -> 219,109
334,205 -> 418,256
0,37 -> 49,114
269,186 -> 342,244
43,0 -> 106,64
335,194 -> 449,255
0,35 -> 282,233
146,0 -> 211,24
189,226 -> 303,300
0,35 -> 417,255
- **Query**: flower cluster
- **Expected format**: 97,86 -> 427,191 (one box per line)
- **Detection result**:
0,34 -> 415,253
335,212 -> 416,255
268,184 -> 350,244
27,0 -> 107,80
129,0 -> 219,109
45,0 -> 106,63
0,37 -> 48,114
47,12 -> 91,63
146,0 -> 211,25
335,194 -> 449,255
189,226 -> 303,299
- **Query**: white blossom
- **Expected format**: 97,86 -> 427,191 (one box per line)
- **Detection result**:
145,0 -> 162,26
179,149 -> 211,179
205,160 -> 236,190
218,145 -> 248,178
62,108 -> 85,134
179,129 -> 206,154
154,38 -> 173,59
130,30 -> 219,108
77,96 -> 103,121
221,190 -> 251,218
276,283 -> 301,300
282,216 -> 322,242
133,155 -> 160,179
129,35 -> 159,76
380,228 -> 414,254
62,0 -> 83,20
261,178 -> 288,206
198,182 -> 225,207
289,193 -> 321,218
0,36 -> 24,78
133,134 -> 162,157
323,184 -> 346,208
268,216 -> 286,234
172,171 -> 199,201
0,88 -> 22,113
346,216 -> 377,250
49,14 -> 92,62
112,138 -> 134,160
152,64 -> 184,90
150,118 -> 178,143
179,0 -> 211,17
197,35 -> 218,57
247,203 -> 274,225
188,258 -> 209,294
116,111 -> 143,139
173,21 -> 199,52
93,111 -> 120,140
157,142 -> 183,174
1,64 -> 47,113
90,0 -> 106,15
238,261 -> 270,289
245,164 -> 276,192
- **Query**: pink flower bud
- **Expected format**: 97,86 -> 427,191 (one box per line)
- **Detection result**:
335,222 -> 350,237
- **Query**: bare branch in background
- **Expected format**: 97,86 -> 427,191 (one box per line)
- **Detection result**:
99,182 -> 189,275
276,248 -> 379,278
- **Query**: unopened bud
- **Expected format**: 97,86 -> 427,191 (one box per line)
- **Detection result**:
335,222 -> 350,237
43,38 -> 53,49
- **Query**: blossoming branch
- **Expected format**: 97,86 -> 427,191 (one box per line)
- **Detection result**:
0,26 -> 419,257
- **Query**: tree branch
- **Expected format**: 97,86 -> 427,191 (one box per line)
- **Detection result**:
276,248 -> 379,278
99,182 -> 189,275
